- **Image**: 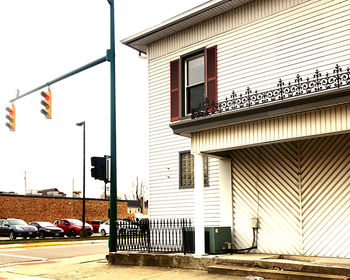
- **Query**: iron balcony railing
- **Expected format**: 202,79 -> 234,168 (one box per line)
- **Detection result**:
191,64 -> 350,119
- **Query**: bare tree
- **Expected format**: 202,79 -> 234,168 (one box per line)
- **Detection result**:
131,176 -> 148,213
131,176 -> 143,201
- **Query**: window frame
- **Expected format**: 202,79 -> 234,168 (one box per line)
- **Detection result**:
180,47 -> 206,119
179,150 -> 209,189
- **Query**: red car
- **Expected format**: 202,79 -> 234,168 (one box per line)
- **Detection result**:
87,220 -> 106,233
53,219 -> 93,237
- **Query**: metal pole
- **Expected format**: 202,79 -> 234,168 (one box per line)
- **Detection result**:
10,56 -> 107,103
76,121 -> 86,235
108,0 -> 117,253
104,181 -> 107,199
24,171 -> 28,194
82,122 -> 86,230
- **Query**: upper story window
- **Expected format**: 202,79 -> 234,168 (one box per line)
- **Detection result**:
170,46 -> 217,122
184,54 -> 205,115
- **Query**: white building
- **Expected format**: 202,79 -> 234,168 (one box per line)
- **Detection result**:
122,0 -> 350,257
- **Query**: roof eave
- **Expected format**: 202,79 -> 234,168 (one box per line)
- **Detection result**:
121,0 -> 251,54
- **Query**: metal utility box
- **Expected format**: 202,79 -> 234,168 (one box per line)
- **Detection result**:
182,227 -> 195,253
205,227 -> 232,254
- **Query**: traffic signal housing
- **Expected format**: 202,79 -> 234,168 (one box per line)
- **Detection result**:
40,90 -> 52,119
5,106 -> 16,131
91,156 -> 110,182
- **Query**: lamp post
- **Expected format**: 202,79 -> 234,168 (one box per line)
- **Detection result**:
108,0 -> 117,253
76,121 -> 86,236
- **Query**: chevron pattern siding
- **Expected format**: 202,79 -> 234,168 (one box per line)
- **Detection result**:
231,133 -> 350,257
231,142 -> 302,255
300,134 -> 350,258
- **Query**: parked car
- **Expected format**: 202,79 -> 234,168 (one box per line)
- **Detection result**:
0,218 -> 38,240
53,219 -> 93,237
99,220 -> 136,236
117,219 -> 149,235
99,221 -> 109,236
87,220 -> 106,233
29,221 -> 64,239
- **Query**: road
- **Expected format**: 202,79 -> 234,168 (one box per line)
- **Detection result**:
0,240 -> 108,265
0,232 -> 103,241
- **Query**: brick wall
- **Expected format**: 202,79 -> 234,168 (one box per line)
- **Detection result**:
0,195 -> 127,223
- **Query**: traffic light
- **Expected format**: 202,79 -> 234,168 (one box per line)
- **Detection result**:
40,90 -> 52,119
91,156 -> 110,182
5,105 -> 16,131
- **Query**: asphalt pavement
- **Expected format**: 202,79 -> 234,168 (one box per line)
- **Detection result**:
0,232 -> 103,241
0,240 -> 108,264
0,241 -> 248,279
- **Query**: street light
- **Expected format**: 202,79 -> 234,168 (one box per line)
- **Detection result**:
76,121 -> 86,237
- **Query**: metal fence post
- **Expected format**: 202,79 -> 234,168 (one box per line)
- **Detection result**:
147,219 -> 151,253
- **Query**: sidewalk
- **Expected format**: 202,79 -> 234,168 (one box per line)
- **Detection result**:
0,254 -> 247,280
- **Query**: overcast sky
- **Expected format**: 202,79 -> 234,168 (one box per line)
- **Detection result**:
0,0 -> 206,199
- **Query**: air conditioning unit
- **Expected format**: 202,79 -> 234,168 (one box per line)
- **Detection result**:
205,227 -> 232,254
182,227 -> 232,254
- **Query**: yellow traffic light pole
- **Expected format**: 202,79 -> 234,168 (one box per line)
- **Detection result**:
9,1 -> 118,253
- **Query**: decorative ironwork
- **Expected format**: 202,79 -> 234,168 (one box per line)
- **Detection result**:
191,64 -> 350,119
116,218 -> 193,253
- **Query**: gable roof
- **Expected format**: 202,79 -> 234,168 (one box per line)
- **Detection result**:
121,0 -> 252,54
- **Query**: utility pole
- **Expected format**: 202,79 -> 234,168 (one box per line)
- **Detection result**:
72,178 -> 75,197
23,171 -> 30,194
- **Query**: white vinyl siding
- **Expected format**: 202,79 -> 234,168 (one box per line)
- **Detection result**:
149,0 -> 309,59
147,0 -> 350,227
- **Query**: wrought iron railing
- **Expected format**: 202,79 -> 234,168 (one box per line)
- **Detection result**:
191,64 -> 350,119
116,219 -> 150,252
116,218 -> 193,253
149,218 -> 192,252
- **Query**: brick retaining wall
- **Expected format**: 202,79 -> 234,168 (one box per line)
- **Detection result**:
0,194 -> 127,223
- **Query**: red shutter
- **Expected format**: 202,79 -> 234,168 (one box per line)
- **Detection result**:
170,59 -> 180,121
206,46 -> 217,109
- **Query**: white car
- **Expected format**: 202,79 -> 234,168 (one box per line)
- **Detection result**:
99,221 -> 109,236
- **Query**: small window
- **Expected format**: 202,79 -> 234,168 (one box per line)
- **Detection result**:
183,53 -> 205,116
179,151 -> 208,188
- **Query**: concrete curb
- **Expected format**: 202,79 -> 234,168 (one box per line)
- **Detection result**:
108,252 -> 350,278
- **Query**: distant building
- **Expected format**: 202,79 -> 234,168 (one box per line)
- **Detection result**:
39,188 -> 66,197
126,199 -> 148,215
72,191 -> 81,198
126,200 -> 141,214
26,190 -> 43,196
0,191 -> 17,195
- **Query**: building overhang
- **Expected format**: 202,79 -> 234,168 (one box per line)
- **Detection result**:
170,87 -> 350,137
121,0 -> 253,54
